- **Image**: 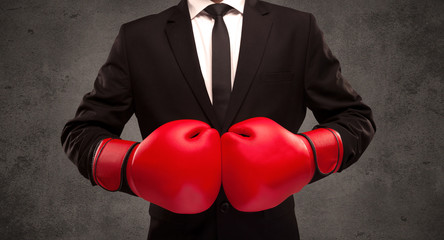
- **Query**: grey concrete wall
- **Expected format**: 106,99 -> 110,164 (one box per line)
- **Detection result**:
1,0 -> 442,239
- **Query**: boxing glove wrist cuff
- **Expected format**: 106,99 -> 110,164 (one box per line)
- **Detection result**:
92,138 -> 139,191
298,128 -> 343,175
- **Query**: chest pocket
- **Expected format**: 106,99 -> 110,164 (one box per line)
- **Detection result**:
260,72 -> 294,84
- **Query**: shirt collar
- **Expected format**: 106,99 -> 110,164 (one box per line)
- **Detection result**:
188,0 -> 245,19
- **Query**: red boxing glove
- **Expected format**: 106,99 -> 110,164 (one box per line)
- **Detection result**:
221,117 -> 343,212
92,120 -> 221,214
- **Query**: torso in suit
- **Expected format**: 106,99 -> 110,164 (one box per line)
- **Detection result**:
61,0 -> 376,239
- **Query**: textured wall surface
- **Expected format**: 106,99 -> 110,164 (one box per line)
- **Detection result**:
1,0 -> 442,239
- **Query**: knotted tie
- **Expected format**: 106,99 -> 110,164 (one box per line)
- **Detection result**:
205,4 -> 233,125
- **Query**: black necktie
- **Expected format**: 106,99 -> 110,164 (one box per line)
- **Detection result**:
205,4 -> 233,125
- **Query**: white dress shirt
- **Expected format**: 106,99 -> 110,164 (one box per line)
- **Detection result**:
188,0 -> 245,103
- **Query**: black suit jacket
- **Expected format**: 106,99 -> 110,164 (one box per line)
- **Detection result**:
61,0 -> 376,239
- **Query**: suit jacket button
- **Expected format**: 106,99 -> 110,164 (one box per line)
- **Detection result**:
219,201 -> 230,213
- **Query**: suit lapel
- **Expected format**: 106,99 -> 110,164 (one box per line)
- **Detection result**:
165,0 -> 273,132
165,0 -> 221,130
222,0 -> 273,132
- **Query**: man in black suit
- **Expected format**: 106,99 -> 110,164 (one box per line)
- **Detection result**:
61,0 -> 375,239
